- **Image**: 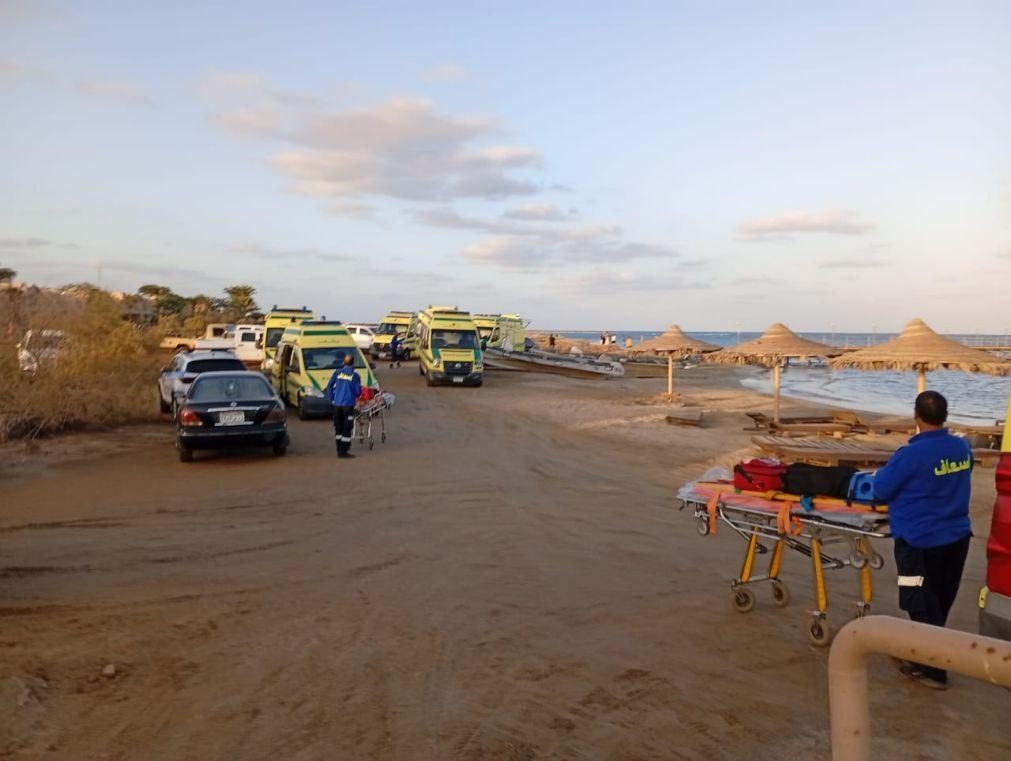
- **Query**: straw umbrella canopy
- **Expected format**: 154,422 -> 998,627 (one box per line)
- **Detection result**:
705,323 -> 840,420
633,325 -> 720,399
828,318 -> 1010,394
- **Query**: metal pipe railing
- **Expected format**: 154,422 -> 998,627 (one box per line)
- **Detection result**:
828,615 -> 1011,761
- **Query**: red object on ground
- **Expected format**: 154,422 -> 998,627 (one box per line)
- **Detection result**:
733,459 -> 787,492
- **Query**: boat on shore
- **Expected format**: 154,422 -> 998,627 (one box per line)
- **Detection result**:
485,347 -> 625,379
482,315 -> 625,379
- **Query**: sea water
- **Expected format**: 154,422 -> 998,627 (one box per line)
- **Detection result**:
558,330 -> 1010,423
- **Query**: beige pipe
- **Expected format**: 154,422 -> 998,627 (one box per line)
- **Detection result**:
916,368 -> 927,394
829,615 -> 1011,761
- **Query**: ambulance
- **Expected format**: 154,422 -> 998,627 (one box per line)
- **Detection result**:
262,306 -> 315,370
371,310 -> 416,360
415,306 -> 483,387
270,321 -> 378,419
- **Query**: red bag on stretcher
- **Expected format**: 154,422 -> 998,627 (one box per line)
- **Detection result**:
733,458 -> 787,492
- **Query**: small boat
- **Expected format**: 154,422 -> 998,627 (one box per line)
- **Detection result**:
484,347 -> 625,379
481,315 -> 624,379
618,358 -> 668,378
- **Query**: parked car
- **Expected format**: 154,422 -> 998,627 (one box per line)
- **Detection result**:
979,396 -> 1011,641
345,324 -> 376,351
176,371 -> 288,462
157,350 -> 246,418
17,329 -> 66,373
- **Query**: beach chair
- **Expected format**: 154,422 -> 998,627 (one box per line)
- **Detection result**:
765,420 -> 856,437
665,408 -> 704,427
751,435 -> 895,467
752,435 -> 999,468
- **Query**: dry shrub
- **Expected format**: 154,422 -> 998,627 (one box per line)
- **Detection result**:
0,291 -> 163,440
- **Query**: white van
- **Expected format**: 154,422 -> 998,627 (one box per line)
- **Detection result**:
344,324 -> 375,351
232,324 -> 265,367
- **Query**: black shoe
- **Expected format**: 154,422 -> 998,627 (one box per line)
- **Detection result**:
338,453 -> 355,459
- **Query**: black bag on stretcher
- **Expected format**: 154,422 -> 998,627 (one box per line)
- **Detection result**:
782,463 -> 857,499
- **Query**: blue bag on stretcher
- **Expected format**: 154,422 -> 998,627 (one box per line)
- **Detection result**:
847,471 -> 876,503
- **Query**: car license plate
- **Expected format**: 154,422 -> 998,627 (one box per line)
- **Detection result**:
218,411 -> 245,426
452,376 -> 464,384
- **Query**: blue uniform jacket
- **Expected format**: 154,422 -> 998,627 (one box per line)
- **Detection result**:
325,364 -> 362,408
873,428 -> 972,548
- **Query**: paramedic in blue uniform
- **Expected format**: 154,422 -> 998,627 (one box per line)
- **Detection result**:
390,333 -> 402,369
873,390 -> 972,690
325,353 -> 362,459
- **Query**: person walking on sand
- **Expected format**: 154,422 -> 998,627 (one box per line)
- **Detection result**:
325,354 -> 362,459
548,333 -> 556,351
390,333 -> 402,368
873,391 -> 972,690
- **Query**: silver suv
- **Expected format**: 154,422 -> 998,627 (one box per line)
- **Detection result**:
157,350 -> 246,419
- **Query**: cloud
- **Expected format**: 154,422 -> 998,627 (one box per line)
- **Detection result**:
730,275 -> 780,286
201,73 -> 542,204
461,227 -> 677,268
738,210 -> 874,241
0,236 -> 53,250
0,56 -> 151,105
419,63 -> 469,83
501,203 -> 571,222
0,0 -> 52,23
72,79 -> 152,105
995,246 -> 1011,261
564,269 -> 710,295
226,243 -> 351,264
821,258 -> 885,269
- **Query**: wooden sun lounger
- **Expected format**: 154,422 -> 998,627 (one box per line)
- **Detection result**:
752,435 -> 1000,468
751,435 -> 895,466
744,409 -> 869,434
765,421 -> 856,437
666,408 -> 704,427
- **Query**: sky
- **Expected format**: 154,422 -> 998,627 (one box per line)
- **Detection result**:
1,0 -> 1009,332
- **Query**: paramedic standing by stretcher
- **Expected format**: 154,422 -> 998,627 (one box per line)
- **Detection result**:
873,390 -> 972,690
325,354 -> 362,459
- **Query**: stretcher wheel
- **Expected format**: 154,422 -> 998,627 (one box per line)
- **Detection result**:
868,553 -> 884,570
368,437 -> 374,450
808,618 -> 831,647
732,588 -> 756,613
848,551 -> 868,570
771,582 -> 791,607
381,432 -> 386,443
696,518 -> 710,536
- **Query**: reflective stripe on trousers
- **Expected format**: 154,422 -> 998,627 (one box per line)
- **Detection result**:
897,575 -> 925,587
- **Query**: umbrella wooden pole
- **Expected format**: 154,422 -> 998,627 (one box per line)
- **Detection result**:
917,369 -> 926,395
773,364 -> 782,421
667,354 -> 674,400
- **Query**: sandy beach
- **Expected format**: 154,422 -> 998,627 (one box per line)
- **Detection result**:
1,366 -> 1008,760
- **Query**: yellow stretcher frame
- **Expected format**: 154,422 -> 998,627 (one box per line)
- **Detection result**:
683,486 -> 889,646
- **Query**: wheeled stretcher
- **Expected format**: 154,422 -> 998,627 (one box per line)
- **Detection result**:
679,481 -> 890,645
353,391 -> 396,451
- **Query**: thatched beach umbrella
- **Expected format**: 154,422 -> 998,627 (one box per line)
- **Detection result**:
705,323 -> 840,420
634,325 -> 720,400
828,318 -> 1010,394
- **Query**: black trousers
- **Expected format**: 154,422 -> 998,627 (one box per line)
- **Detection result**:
894,534 -> 971,680
333,406 -> 355,455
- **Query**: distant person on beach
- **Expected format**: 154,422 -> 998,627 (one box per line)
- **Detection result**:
625,336 -> 633,349
548,333 -> 556,351
873,391 -> 972,691
390,333 -> 402,368
609,334 -> 617,346
325,354 -> 362,460
600,333 -> 606,345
